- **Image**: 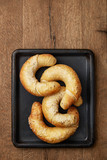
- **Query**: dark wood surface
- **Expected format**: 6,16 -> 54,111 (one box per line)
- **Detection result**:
0,0 -> 107,160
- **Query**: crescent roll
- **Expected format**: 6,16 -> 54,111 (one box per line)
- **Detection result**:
28,102 -> 79,144
41,64 -> 82,109
20,54 -> 60,96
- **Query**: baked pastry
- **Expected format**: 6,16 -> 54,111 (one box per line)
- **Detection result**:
42,87 -> 80,127
41,64 -> 82,109
74,96 -> 83,107
20,54 -> 60,96
28,102 -> 79,144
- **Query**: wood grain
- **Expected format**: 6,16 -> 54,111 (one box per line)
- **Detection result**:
0,0 -> 23,160
0,0 -> 107,160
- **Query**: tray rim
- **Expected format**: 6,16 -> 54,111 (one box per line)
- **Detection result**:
11,49 -> 95,148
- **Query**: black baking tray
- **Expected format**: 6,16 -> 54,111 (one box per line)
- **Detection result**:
11,49 -> 94,148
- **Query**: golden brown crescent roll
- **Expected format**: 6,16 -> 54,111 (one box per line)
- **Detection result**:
41,64 -> 82,109
20,54 -> 60,96
42,87 -> 79,127
28,102 -> 79,144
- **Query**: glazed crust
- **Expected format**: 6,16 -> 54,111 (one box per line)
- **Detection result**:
20,54 -> 60,96
28,102 -> 79,144
41,64 -> 82,109
42,87 -> 79,127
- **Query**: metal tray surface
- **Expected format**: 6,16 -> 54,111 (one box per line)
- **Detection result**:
11,49 -> 94,147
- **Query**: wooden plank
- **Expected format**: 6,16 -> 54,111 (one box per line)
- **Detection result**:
0,0 -> 23,160
50,0 -> 82,49
81,0 -> 107,160
23,0 -> 51,48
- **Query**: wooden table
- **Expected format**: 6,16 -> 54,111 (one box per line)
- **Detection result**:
0,0 -> 106,160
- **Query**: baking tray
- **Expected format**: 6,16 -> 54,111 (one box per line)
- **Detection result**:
11,49 -> 94,147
